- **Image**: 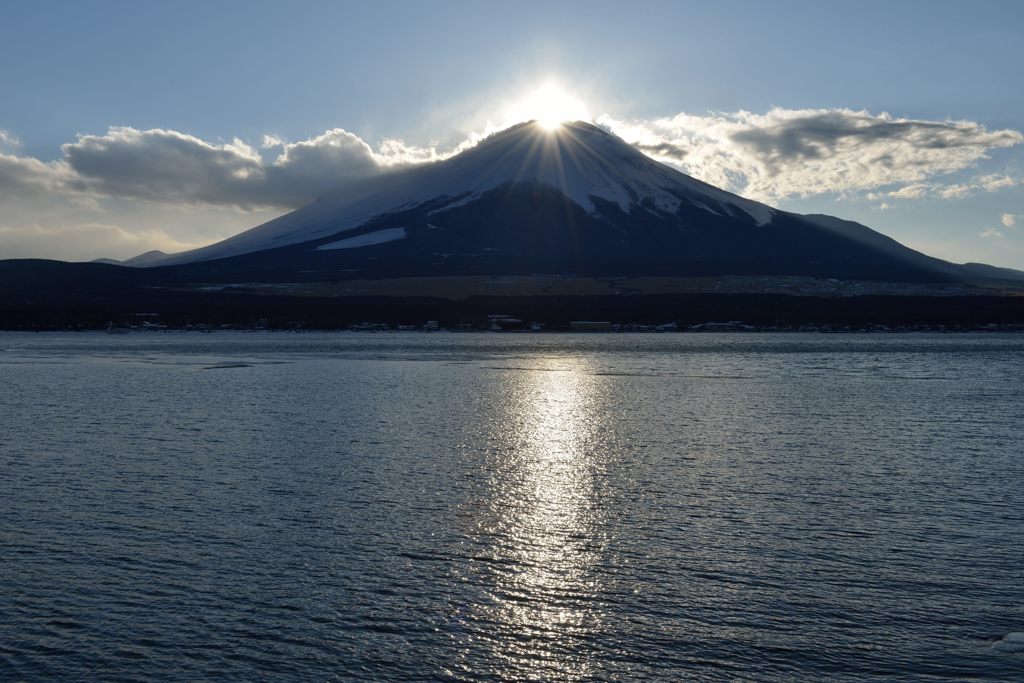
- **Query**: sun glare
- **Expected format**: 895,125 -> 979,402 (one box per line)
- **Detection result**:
505,82 -> 591,131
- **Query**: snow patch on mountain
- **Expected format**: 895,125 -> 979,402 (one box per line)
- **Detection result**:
317,227 -> 407,250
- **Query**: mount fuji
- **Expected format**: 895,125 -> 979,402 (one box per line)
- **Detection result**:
131,120 -> 1009,284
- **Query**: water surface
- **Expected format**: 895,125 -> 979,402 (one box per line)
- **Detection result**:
2,332 -> 1023,680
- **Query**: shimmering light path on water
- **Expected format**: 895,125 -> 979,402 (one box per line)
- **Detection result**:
1,332 -> 1023,680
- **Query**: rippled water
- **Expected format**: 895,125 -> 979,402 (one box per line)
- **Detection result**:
2,332 -> 1023,681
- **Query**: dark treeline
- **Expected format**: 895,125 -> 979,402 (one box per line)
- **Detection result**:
3,259 -> 1024,330
4,290 -> 1024,330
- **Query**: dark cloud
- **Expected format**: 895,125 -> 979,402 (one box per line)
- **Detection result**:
634,141 -> 689,162
60,127 -> 400,209
0,153 -> 70,197
730,111 -> 1021,166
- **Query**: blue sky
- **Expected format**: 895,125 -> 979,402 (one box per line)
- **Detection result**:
2,0 -> 1023,265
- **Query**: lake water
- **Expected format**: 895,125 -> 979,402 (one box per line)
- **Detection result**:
2,332 -> 1023,681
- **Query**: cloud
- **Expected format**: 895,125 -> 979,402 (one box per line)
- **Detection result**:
0,130 -> 19,149
979,227 -> 1004,239
257,128 -> 385,206
600,108 -> 1023,202
0,153 -> 74,197
4,110 -> 1021,214
60,126 -> 439,210
1003,213 -> 1017,227
0,222 -> 205,261
887,183 -> 930,199
978,174 -> 1019,192
937,183 -> 973,199
62,127 -> 268,207
934,174 -> 1022,199
261,134 -> 285,149
867,174 -> 1022,202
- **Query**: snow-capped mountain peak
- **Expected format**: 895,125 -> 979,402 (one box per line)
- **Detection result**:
156,121 -> 775,265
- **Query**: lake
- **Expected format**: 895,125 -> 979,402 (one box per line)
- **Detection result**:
2,332 -> 1023,681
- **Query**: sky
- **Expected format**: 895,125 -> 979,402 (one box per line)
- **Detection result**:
1,0 -> 1023,267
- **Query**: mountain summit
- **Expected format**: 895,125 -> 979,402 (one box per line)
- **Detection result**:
145,121 -> 1000,283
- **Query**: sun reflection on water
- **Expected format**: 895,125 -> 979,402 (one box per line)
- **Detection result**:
452,358 -> 609,680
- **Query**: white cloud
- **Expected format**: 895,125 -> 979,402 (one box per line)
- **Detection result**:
599,108 -> 1023,202
261,134 -> 285,149
979,228 -> 1004,239
864,175 -> 1022,202
0,130 -> 19,149
376,138 -> 444,165
1003,213 -> 1017,227
888,183 -> 930,199
934,174 -> 1022,199
258,128 -> 384,206
977,174 -> 1018,192
938,183 -> 974,199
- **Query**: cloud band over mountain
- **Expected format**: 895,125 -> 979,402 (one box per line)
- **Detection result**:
2,108 -> 1020,210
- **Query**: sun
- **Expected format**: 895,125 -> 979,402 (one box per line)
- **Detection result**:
504,81 -> 591,131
